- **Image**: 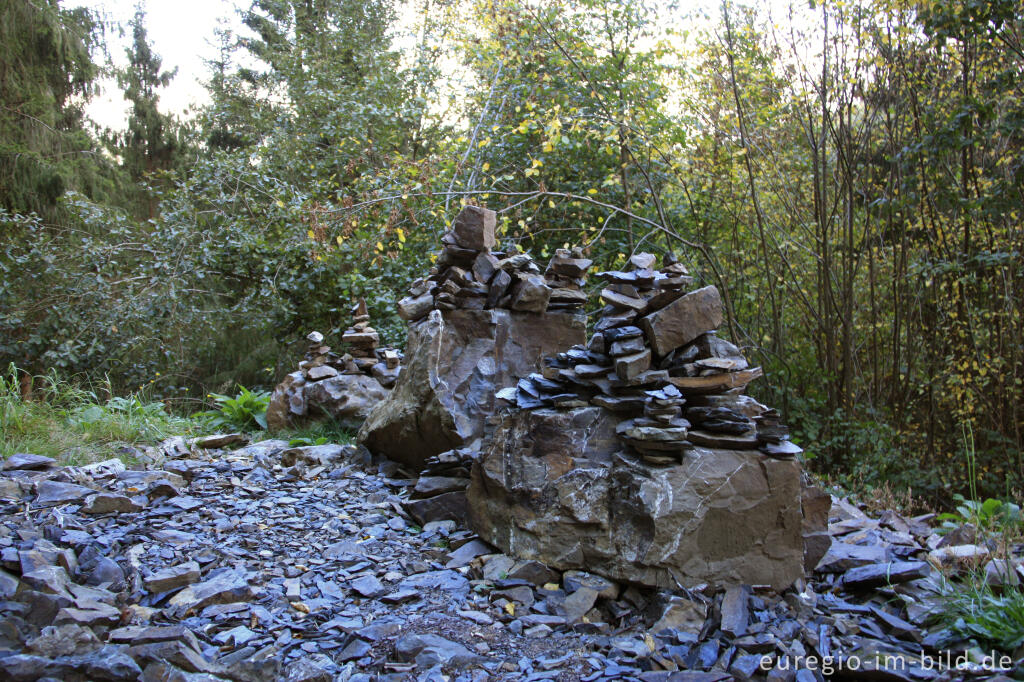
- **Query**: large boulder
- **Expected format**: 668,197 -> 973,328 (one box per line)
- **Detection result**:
468,406 -> 806,590
357,308 -> 585,469
267,373 -> 389,431
266,371 -> 305,431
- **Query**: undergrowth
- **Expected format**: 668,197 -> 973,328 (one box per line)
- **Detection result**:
939,569 -> 1024,653
268,420 -> 357,447
193,385 -> 271,431
0,364 -> 195,465
933,423 -> 1024,659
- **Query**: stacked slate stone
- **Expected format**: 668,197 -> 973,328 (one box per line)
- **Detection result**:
339,298 -> 402,387
403,448 -> 475,527
502,252 -> 802,464
396,205 -> 588,322
296,299 -> 402,389
543,248 -> 591,312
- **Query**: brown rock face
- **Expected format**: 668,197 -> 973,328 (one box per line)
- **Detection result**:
468,407 -> 805,590
357,309 -> 586,469
452,205 -> 496,251
303,375 -> 390,430
266,371 -> 304,431
640,285 -> 724,357
801,479 -> 832,572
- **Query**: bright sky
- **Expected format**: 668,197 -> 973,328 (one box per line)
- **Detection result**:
73,0 -> 248,130
73,0 -> 805,131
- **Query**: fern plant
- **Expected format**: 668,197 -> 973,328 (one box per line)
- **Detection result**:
194,386 -> 271,431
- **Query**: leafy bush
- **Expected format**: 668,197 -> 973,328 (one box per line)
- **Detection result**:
941,578 -> 1024,652
193,386 -> 271,431
938,494 -> 1022,535
274,420 -> 356,447
288,436 -> 330,447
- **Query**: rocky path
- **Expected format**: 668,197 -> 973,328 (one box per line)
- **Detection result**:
0,438 -> 1017,681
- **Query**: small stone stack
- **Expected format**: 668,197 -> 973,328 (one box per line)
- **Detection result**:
339,299 -> 401,387
397,206 -> 588,322
501,252 -> 801,464
293,300 -> 401,389
265,302 -> 402,431
543,248 -> 592,312
299,331 -> 334,380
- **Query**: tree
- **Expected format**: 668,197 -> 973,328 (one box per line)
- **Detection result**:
450,0 -> 685,266
110,7 -> 182,218
0,0 -> 110,218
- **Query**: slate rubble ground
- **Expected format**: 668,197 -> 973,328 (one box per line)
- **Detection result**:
0,442 -> 1021,681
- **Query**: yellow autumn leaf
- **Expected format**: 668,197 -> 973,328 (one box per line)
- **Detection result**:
504,602 -> 515,616
376,241 -> 384,252
336,235 -> 343,245
645,633 -> 656,651
276,200 -> 285,208
587,188 -> 598,195
482,162 -> 490,172
307,230 -> 316,240
291,602 -> 310,614
397,228 -> 406,243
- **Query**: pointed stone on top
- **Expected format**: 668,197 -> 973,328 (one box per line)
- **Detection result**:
452,205 -> 497,252
351,298 -> 368,319
306,331 -> 324,344
629,252 -> 657,270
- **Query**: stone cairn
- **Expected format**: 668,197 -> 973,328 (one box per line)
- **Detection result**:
265,299 -> 401,430
298,299 -> 401,388
501,252 -> 802,464
338,298 -> 402,385
396,205 -> 590,321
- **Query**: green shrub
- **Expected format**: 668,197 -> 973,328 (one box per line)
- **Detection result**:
938,494 -> 1022,536
193,385 -> 271,431
287,436 -> 330,447
940,577 -> 1024,652
273,420 -> 356,447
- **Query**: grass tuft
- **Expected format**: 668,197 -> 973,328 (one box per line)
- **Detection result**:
268,420 -> 357,447
940,574 -> 1024,652
1,364 -> 196,465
